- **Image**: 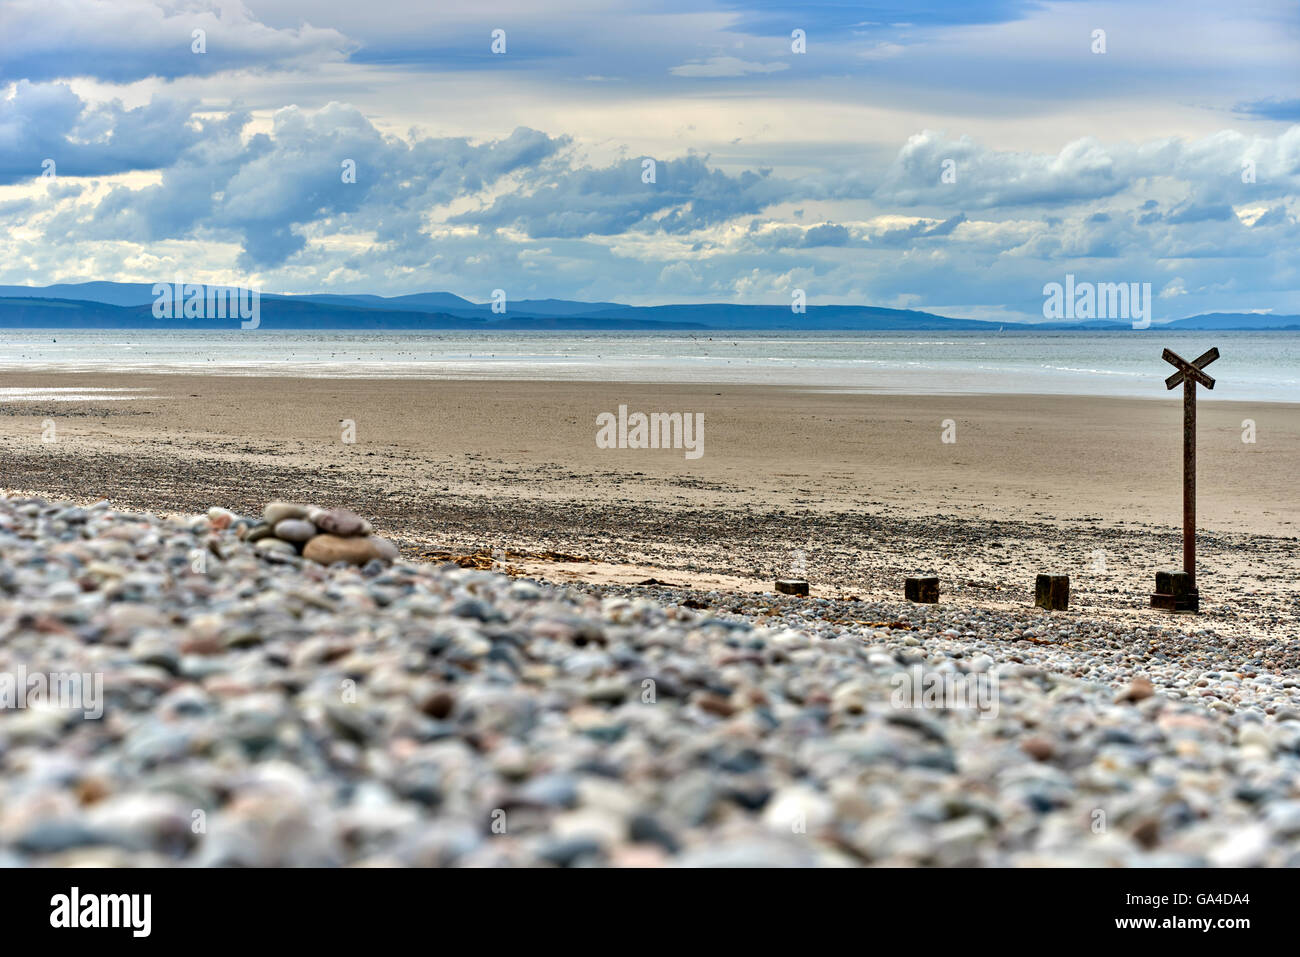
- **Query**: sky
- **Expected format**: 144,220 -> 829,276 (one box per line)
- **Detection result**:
0,0 -> 1297,320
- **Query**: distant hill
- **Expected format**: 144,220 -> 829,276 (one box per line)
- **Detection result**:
0,296 -> 707,331
566,303 -> 995,330
0,283 -> 1294,331
0,282 -> 162,307
1163,313 -> 1300,330
0,284 -> 980,330
290,291 -> 480,313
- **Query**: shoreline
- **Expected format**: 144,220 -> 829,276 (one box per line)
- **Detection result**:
0,371 -> 1296,649
1,371 -> 1297,526
0,369 -> 1294,405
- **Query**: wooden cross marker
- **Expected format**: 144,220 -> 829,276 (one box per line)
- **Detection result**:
1153,346 -> 1219,611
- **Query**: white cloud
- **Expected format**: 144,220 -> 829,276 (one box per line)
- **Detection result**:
857,42 -> 905,59
0,0 -> 351,83
669,57 -> 790,78
1,0 -> 1298,321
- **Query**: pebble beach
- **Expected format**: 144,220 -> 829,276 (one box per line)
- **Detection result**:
4,495 -> 1300,867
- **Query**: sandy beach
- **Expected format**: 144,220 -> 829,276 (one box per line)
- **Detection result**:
1,372 -> 1297,633
4,371 -> 1295,523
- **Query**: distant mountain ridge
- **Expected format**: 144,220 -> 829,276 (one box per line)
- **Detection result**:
1162,313 -> 1300,330
0,283 -> 1294,331
0,296 -> 707,331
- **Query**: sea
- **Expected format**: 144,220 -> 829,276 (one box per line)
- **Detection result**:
0,329 -> 1296,403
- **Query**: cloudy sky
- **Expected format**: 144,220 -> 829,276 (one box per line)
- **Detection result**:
1,0 -> 1297,320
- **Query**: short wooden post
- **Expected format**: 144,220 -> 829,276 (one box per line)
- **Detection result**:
775,579 -> 809,596
1151,570 -> 1198,612
1034,574 -> 1069,611
904,576 -> 939,603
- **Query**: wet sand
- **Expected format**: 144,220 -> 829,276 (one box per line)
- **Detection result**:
0,371 -> 1297,643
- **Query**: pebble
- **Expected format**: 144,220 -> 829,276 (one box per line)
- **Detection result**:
1118,677 -> 1156,702
303,534 -> 393,567
263,502 -> 310,525
1,493 -> 1298,868
274,519 -> 317,543
254,537 -> 297,555
1020,737 -> 1055,761
314,509 -> 371,537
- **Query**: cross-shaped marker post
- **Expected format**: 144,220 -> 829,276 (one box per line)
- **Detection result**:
1152,346 -> 1219,612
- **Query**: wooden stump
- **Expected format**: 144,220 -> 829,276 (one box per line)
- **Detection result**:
904,576 -> 939,603
1034,574 -> 1069,611
1151,570 -> 1198,612
775,579 -> 809,596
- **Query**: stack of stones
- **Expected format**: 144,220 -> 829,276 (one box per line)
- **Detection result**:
213,502 -> 399,567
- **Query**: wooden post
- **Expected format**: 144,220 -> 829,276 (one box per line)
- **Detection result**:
1153,346 -> 1218,612
1034,574 -> 1069,611
1183,374 -> 1196,585
1153,571 -> 1195,609
905,576 -> 939,603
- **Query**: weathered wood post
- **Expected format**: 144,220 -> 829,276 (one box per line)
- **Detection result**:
1151,346 -> 1218,612
1035,574 -> 1069,611
905,576 -> 939,603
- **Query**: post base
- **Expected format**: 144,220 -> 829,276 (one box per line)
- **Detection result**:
1151,570 -> 1198,612
904,576 -> 939,603
1034,574 -> 1070,611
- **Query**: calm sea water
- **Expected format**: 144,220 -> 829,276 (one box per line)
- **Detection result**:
0,329 -> 1295,402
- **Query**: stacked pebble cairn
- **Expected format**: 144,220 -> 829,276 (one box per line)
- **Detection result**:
207,501 -> 399,566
